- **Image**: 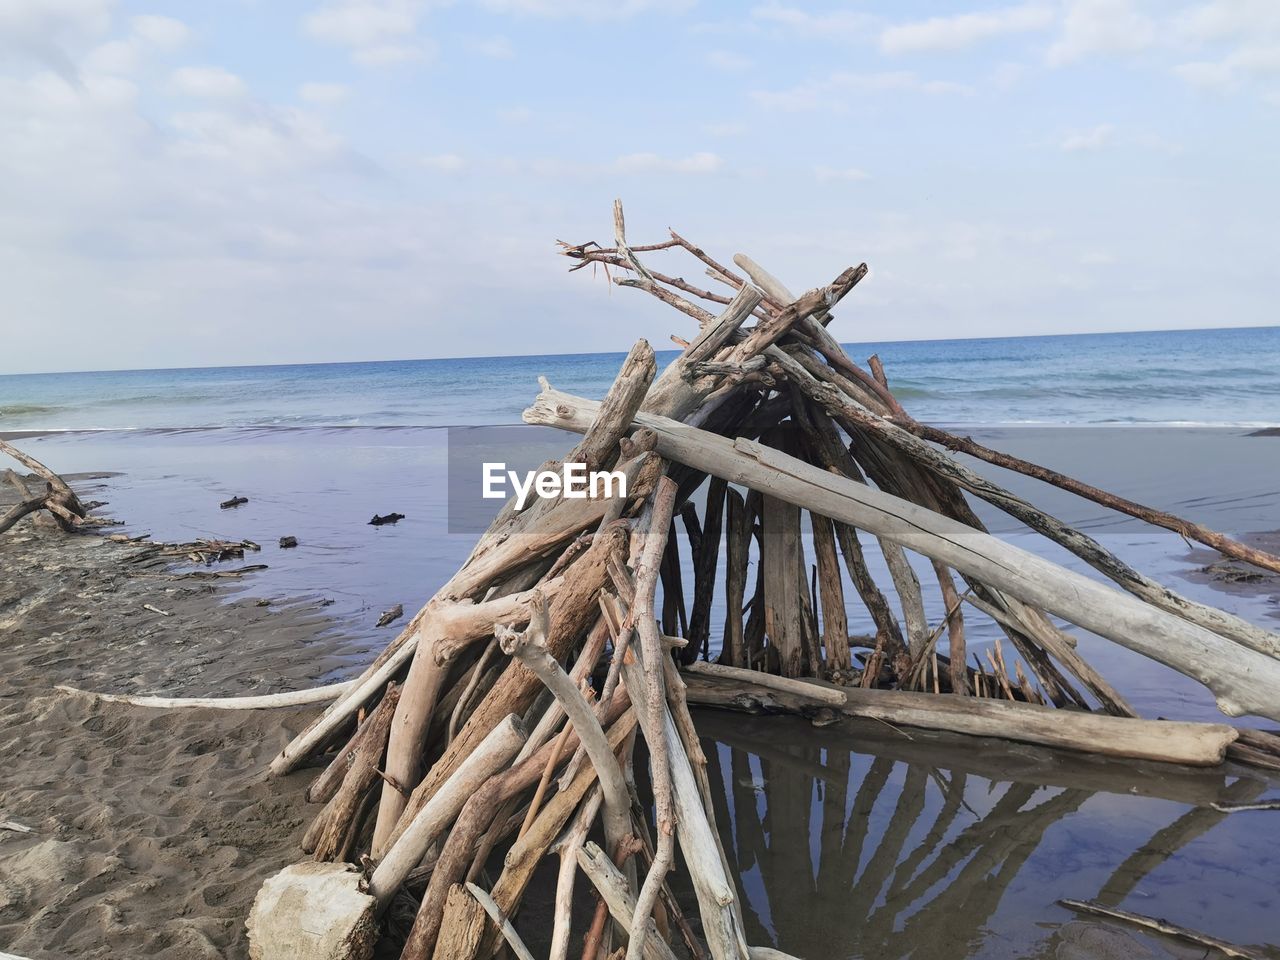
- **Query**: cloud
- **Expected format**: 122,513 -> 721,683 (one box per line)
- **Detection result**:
131,15 -> 190,50
304,0 -> 432,66
815,165 -> 870,181
880,4 -> 1053,55
83,14 -> 190,76
0,0 -> 113,81
707,49 -> 753,71
299,81 -> 350,104
754,71 -> 971,111
613,151 -> 723,174
1047,0 -> 1155,66
477,0 -> 692,19
1060,123 -> 1114,151
749,3 -> 876,38
171,66 -> 247,99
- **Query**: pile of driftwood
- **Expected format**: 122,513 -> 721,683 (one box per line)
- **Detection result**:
248,203 -> 1280,960
0,439 -> 118,535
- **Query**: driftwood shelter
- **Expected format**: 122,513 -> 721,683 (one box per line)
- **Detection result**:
10,202 -> 1280,960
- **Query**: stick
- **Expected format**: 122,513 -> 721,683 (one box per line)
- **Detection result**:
628,478 -> 680,960
576,842 -> 681,960
497,591 -> 634,866
466,882 -> 536,960
1057,899 -> 1271,960
684,661 -> 845,706
57,682 -> 352,710
368,712 -> 528,906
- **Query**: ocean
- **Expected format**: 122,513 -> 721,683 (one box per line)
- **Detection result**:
3,325 -> 1280,432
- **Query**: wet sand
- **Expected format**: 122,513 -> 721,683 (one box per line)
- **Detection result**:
0,477 -> 361,959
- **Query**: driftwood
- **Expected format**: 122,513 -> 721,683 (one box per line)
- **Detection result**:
242,203 -> 1280,960
1058,899 -> 1272,960
57,682 -> 351,710
1,442 -> 113,533
525,387 -> 1280,721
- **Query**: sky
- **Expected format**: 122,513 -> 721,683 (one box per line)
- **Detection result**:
0,0 -> 1277,374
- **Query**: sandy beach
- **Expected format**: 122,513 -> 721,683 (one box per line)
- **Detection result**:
0,476 -> 361,959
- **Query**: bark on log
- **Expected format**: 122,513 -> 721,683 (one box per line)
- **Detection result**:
367,713 -> 527,906
525,387 -> 1280,721
809,511 -> 850,672
722,488 -> 750,668
312,684 -> 399,862
683,673 -> 1237,765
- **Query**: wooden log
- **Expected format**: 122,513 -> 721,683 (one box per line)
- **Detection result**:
400,706 -> 636,959
0,495 -> 48,535
434,884 -> 487,960
566,339 -> 657,472
465,882 -> 537,960
619,643 -> 746,959
496,592 -> 633,865
684,661 -> 845,706
722,488 -> 750,668
682,672 -> 1237,765
809,511 -> 850,672
525,387 -> 1280,722
760,428 -> 806,677
627,478 -> 680,960
312,683 -> 399,862
549,787 -> 602,960
0,439 -> 84,515
1057,900 -> 1270,960
372,581 -> 565,854
932,562 -> 967,696
686,477 -> 726,663
576,841 -> 680,960
368,713 -> 527,906
57,682 -> 352,713
474,722 -> 634,960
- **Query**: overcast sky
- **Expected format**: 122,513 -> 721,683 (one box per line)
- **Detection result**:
1,0 -> 1277,373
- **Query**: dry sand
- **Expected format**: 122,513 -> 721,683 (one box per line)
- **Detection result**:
0,476 -> 362,959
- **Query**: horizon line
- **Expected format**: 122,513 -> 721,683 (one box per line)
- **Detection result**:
2,321 -> 1277,379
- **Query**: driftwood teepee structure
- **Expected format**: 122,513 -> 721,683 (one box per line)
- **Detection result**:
256,202 -> 1280,960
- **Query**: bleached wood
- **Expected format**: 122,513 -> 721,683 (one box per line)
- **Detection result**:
684,661 -> 845,706
367,713 -> 527,907
58,682 -> 353,710
525,386 -> 1280,722
576,842 -> 681,960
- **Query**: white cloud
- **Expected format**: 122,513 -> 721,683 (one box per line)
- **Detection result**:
83,14 -> 189,76
167,106 -> 348,175
304,0 -> 432,66
880,4 -> 1053,55
815,165 -> 870,182
171,66 -> 247,99
1060,123 -> 1114,151
418,152 -> 465,172
477,0 -> 692,18
299,81 -> 350,104
131,15 -> 190,50
1047,0 -> 1155,66
613,151 -> 723,174
754,71 -> 971,111
749,3 -> 876,38
707,49 -> 752,71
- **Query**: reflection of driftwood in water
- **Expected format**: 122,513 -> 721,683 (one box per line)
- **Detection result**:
1094,773 -> 1268,908
707,718 -> 1103,960
695,711 -> 1249,808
